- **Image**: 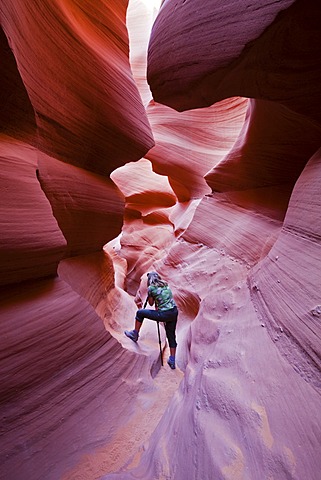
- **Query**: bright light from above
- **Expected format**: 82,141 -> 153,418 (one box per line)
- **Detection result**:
140,0 -> 162,10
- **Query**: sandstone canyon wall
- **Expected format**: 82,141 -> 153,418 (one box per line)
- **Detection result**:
1,1 -> 321,480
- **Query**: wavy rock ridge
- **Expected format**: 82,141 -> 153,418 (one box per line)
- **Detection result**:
1,0 -> 321,479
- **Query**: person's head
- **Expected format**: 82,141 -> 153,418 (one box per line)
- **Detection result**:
147,271 -> 167,287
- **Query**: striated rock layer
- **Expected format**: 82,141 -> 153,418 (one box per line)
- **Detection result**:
0,1 -> 155,479
249,148 -> 321,389
148,0 -> 321,125
1,0 -> 154,175
146,97 -> 248,201
104,0 -> 321,479
0,275 -> 158,480
0,136 -> 67,286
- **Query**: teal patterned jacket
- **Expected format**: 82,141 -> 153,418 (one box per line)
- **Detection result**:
148,285 -> 176,311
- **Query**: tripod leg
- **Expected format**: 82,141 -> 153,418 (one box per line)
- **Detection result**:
157,321 -> 163,366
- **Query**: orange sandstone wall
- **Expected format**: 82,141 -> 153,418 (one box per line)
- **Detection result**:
1,0 -> 154,175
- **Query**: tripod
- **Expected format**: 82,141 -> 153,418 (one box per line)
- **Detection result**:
144,297 -> 163,366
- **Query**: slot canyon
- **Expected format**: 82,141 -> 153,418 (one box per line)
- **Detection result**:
0,0 -> 320,479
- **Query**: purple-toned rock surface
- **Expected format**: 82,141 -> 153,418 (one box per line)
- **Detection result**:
0,137 -> 66,286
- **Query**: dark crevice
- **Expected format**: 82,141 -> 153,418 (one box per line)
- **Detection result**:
0,27 -> 37,141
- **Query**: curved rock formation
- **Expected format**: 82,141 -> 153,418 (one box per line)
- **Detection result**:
1,0 -> 154,176
249,147 -> 321,389
0,29 -> 36,141
0,136 -> 66,286
205,99 -> 321,221
146,97 -> 248,201
0,275 -> 160,480
126,0 -> 159,106
38,154 -> 125,257
148,0 -> 321,125
0,1 -> 155,478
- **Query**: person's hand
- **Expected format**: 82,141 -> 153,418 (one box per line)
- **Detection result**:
135,293 -> 143,309
136,299 -> 143,309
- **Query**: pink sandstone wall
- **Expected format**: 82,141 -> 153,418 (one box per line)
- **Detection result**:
1,0 -> 321,479
0,1 -> 155,478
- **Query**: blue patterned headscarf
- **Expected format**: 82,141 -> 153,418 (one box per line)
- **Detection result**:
147,271 -> 167,287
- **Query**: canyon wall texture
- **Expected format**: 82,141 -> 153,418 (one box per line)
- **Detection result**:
1,0 -> 321,479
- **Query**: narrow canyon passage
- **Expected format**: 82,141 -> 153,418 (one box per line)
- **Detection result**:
63,366 -> 183,479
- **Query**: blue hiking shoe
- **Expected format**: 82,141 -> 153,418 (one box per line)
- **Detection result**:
124,330 -> 139,343
167,356 -> 176,369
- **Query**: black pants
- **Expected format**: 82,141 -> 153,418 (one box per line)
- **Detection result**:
136,306 -> 178,348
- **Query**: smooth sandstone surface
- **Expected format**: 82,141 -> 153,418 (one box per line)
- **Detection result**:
1,0 -> 321,479
146,97 -> 248,201
38,154 -> 125,257
1,0 -> 154,176
0,276 -> 159,480
148,0 -> 321,124
0,136 -> 67,286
